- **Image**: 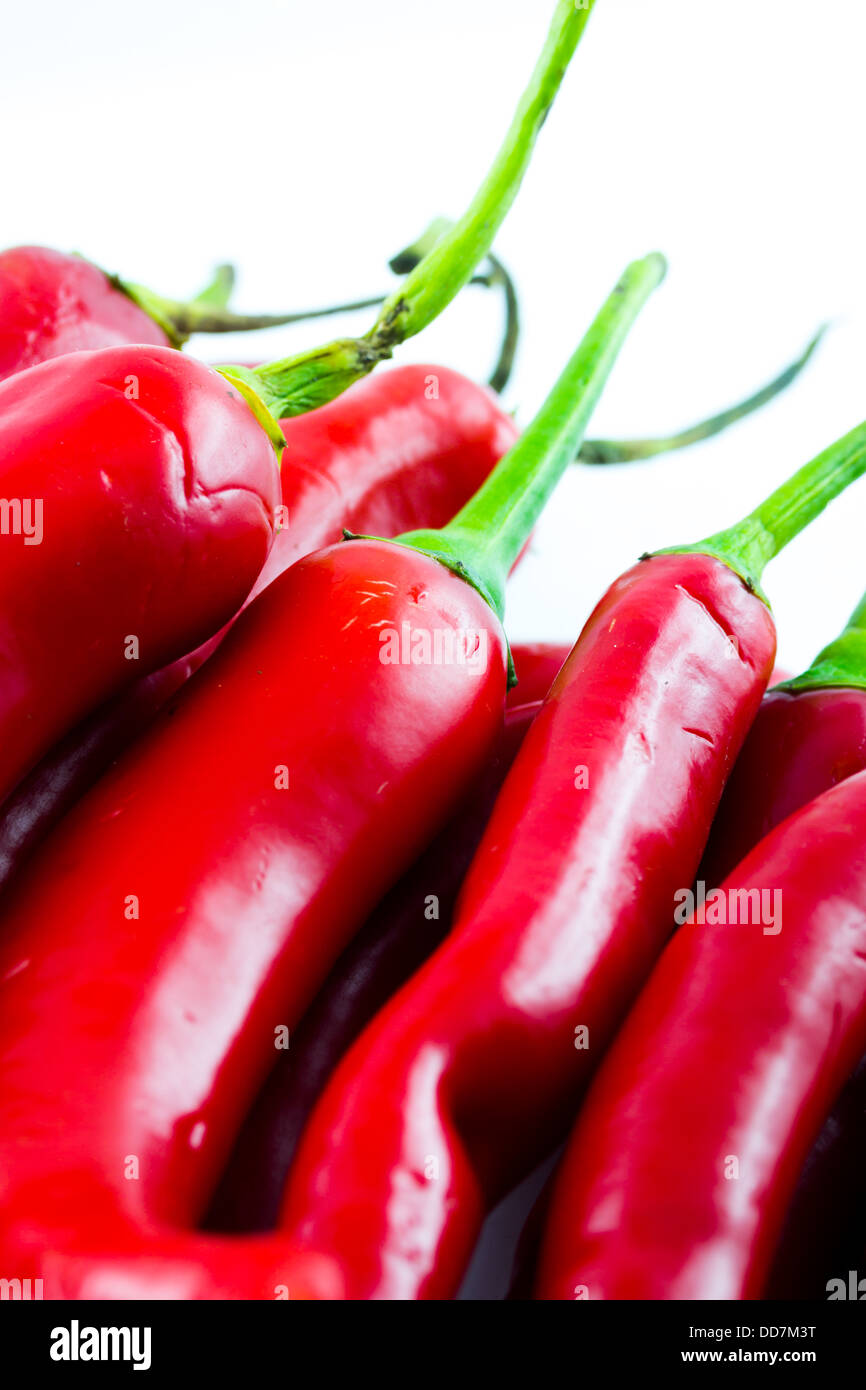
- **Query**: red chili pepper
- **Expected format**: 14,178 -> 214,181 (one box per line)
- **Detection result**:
0,537 -> 506,1286
533,766 -> 866,1300
206,697 -> 540,1234
0,0 -> 585,810
0,247 -> 391,380
682,591 -> 866,1298
673,610 -> 866,1286
0,364 -> 518,892
0,345 -> 281,802
205,631 -> 789,1239
521,596 -> 864,1300
0,352 -> 804,896
0,246 -> 661,1297
702,590 -> 866,885
0,247 -> 170,372
509,976 -> 857,1301
0,332 -> 805,893
274,421 -> 866,1300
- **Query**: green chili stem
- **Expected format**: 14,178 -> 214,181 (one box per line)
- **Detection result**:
780,587 -> 866,693
370,0 -> 594,344
660,419 -> 866,601
392,218 -> 817,440
388,218 -> 521,393
578,327 -> 827,464
115,275 -> 389,349
237,0 -> 598,420
390,252 -> 667,620
485,251 -> 521,394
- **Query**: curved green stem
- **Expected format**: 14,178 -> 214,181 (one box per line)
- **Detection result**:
388,218 -> 520,392
578,327 -> 827,464
113,275 -> 389,348
371,0 -> 593,346
780,588 -> 866,693
235,0 -> 597,420
658,418 -> 866,601
485,251 -> 521,393
391,252 -> 667,621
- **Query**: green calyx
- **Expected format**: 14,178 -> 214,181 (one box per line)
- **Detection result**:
342,524 -> 519,685
778,590 -> 866,693
215,367 -> 287,461
655,418 -> 866,603
370,528 -> 505,622
653,531 -> 772,607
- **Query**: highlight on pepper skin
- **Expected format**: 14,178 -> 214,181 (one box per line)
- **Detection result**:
2,0 -> 865,1352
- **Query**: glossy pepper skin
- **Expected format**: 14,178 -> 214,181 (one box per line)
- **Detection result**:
535,768 -> 866,1301
205,643 -> 564,1232
701,685 -> 866,885
0,539 -> 506,1293
0,344 -> 279,802
276,553 -> 776,1299
205,647 -> 565,1235
207,698 -> 540,1234
690,637 -> 866,1291
0,247 -> 169,379
0,363 -> 516,890
0,241 -> 669,1299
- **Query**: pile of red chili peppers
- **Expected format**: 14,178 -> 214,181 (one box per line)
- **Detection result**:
2,0 -> 865,1306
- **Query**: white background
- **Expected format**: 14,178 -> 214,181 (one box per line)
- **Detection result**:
3,0 -> 865,669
